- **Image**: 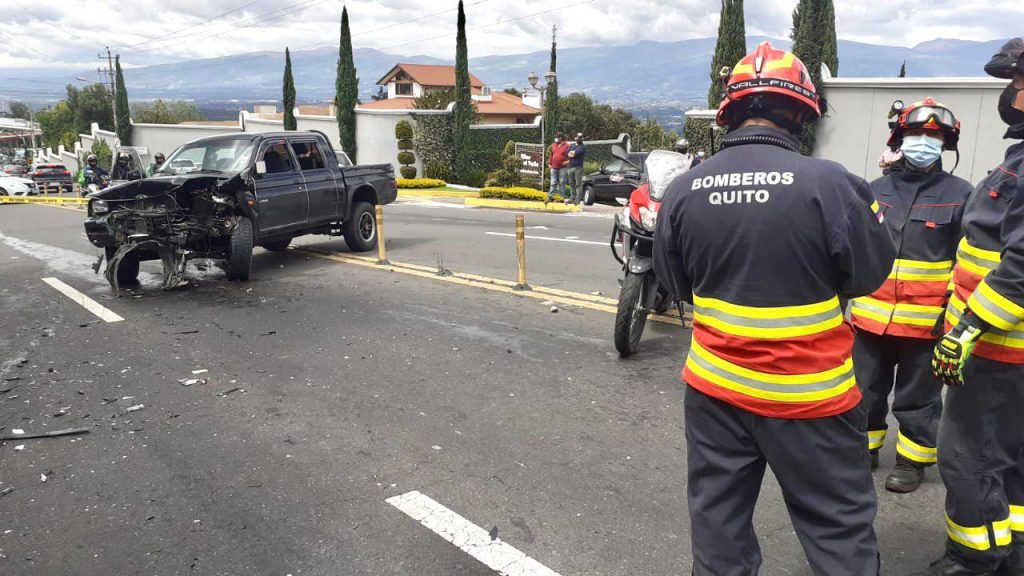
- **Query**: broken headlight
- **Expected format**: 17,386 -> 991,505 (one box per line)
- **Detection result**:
91,200 -> 109,215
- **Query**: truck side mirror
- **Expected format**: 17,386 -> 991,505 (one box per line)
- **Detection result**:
255,161 -> 267,175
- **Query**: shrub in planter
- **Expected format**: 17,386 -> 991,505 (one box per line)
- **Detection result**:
396,178 -> 447,189
479,186 -> 563,202
400,166 -> 417,179
397,151 -> 415,166
397,139 -> 414,151
395,120 -> 414,140
395,120 -> 417,178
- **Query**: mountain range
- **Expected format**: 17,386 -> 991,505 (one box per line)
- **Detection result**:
1,36 -> 1007,108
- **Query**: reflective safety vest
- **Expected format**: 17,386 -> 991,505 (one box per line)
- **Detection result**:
850,164 -> 971,339
653,126 -> 896,419
947,142 -> 1024,364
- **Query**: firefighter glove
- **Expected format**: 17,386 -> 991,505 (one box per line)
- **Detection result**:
932,316 -> 986,386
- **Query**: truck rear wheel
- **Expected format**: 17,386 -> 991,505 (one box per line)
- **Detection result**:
343,201 -> 377,252
226,216 -> 253,281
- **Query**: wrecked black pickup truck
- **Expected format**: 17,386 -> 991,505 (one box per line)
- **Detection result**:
84,131 -> 396,293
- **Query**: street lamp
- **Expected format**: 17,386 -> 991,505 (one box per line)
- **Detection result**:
528,70 -> 557,193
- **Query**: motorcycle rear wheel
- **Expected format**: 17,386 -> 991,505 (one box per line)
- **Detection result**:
614,272 -> 650,356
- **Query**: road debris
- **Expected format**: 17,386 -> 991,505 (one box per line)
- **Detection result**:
179,378 -> 205,386
14,445 -> 24,451
192,369 -> 209,375
550,306 -> 559,313
218,387 -> 243,397
125,404 -> 145,413
431,445 -> 442,451
40,473 -> 47,483
0,487 -> 13,497
0,427 -> 90,441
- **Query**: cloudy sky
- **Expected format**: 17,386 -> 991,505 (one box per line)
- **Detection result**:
0,0 -> 1020,70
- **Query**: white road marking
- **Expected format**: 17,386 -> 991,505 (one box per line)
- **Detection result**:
42,277 -> 124,323
386,491 -> 562,576
486,232 -> 605,246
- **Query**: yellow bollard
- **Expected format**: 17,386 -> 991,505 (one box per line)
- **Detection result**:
514,214 -> 530,290
375,204 -> 389,265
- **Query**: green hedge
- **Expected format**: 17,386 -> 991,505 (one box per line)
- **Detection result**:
479,186 -> 563,202
464,126 -> 541,174
397,178 -> 447,189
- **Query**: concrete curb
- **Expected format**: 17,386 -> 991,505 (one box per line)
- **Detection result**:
465,197 -> 582,213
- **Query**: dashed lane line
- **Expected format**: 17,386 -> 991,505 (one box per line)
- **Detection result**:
42,277 -> 124,323
386,491 -> 562,576
485,232 -> 606,246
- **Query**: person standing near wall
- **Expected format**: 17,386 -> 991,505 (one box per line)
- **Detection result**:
547,132 -> 569,202
566,133 -> 586,204
849,98 -> 972,494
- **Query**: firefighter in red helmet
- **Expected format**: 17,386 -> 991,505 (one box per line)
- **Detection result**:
654,42 -> 894,574
850,98 -> 972,493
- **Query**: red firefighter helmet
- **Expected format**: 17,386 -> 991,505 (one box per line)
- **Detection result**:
886,97 -> 961,151
716,42 -> 821,128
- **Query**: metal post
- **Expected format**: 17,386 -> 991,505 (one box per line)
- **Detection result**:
375,204 -> 389,265
515,214 -> 530,290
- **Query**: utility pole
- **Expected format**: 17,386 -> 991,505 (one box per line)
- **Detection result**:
98,46 -> 117,134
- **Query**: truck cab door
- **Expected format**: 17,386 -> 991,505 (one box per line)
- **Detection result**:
289,139 -> 339,223
253,140 -> 309,233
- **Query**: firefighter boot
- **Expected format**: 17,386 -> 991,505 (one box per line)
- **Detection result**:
912,556 -> 996,576
885,455 -> 925,493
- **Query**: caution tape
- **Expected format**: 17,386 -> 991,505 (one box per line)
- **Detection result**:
0,196 -> 89,206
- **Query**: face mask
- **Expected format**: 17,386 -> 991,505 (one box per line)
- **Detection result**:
901,134 -> 943,168
999,83 -> 1024,127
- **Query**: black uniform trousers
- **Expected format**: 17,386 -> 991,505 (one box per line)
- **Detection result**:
684,385 -> 881,576
853,331 -> 943,463
938,357 -> 1024,572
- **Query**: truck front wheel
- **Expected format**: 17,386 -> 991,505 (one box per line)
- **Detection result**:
105,247 -> 140,284
226,216 -> 254,281
343,201 -> 377,252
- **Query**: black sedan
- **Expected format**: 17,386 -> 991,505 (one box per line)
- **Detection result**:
580,152 -> 648,205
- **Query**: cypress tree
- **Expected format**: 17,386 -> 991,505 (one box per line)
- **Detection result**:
335,6 -> 358,161
898,60 -> 907,78
543,34 -> 559,146
283,47 -> 297,131
114,55 -> 132,146
707,0 -> 747,107
791,0 -> 837,155
452,0 -> 473,181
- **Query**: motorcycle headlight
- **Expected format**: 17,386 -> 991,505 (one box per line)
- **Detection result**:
92,199 -> 109,215
639,206 -> 658,231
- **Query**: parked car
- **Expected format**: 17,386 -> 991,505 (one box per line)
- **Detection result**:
28,163 -> 74,192
580,152 -> 649,205
0,170 -> 39,196
3,164 -> 28,177
84,131 -> 397,292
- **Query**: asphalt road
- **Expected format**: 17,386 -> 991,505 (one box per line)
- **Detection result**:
0,203 -> 948,575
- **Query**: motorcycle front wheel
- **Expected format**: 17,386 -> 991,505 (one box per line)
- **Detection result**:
614,272 -> 650,357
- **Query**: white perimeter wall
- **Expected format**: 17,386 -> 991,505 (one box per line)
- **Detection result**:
817,75 -> 1009,185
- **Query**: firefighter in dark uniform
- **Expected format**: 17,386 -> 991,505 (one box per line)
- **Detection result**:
653,42 -> 895,575
850,98 -> 973,493
920,38 -> 1024,576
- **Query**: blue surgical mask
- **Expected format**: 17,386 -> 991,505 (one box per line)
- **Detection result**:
901,134 -> 943,168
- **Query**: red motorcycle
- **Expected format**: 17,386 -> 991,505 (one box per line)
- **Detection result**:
610,148 -> 691,356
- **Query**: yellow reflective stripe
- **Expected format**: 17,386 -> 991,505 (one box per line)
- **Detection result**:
947,296 -> 1024,348
969,281 -> 1024,331
895,259 -> 956,270
892,303 -> 945,327
763,52 -> 795,71
685,341 -> 857,403
896,431 -> 937,463
887,259 -> 954,281
946,516 -> 993,551
994,517 -> 1013,547
691,295 -> 843,339
959,237 -> 1002,266
867,429 -> 887,450
1010,505 -> 1024,532
692,295 -> 840,319
732,63 -> 754,75
956,259 -> 992,278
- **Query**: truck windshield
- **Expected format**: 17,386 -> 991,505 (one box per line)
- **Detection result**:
156,139 -> 255,176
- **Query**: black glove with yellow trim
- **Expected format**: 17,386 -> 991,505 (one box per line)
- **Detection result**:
932,311 -> 987,386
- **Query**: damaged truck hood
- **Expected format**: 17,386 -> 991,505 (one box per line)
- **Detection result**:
91,173 -> 245,203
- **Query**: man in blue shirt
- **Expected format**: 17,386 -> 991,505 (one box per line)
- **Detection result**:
566,133 -> 587,204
